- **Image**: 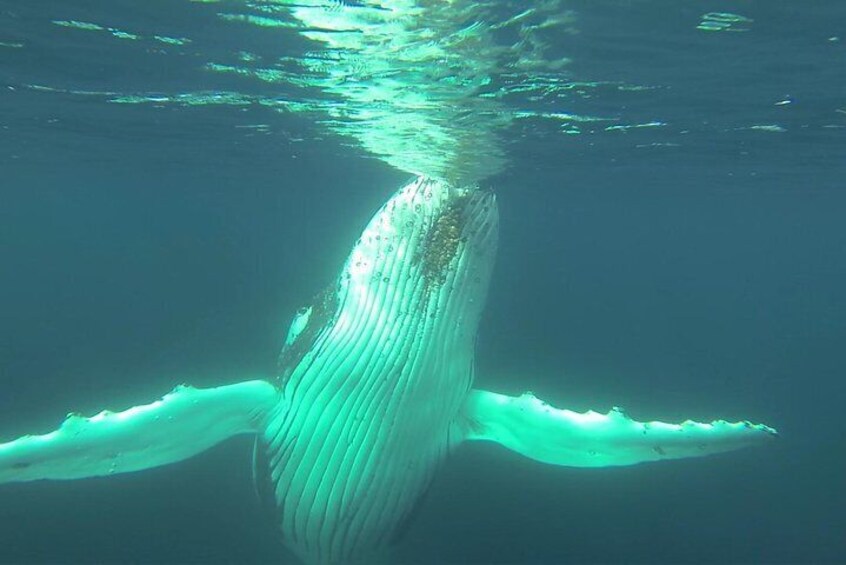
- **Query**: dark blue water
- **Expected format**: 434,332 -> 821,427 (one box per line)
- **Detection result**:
1,1 -> 844,563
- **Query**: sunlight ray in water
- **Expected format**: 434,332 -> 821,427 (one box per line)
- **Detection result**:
7,1 -> 815,176
12,1 -> 679,178
202,0 -> 580,182
35,1 -> 595,182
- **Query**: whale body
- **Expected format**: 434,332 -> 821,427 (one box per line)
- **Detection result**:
0,177 -> 776,564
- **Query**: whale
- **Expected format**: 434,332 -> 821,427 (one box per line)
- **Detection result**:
0,176 -> 776,564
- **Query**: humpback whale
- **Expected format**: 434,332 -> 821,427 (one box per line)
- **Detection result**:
0,177 -> 775,564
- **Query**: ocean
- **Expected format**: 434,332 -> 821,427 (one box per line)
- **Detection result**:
1,1 -> 844,563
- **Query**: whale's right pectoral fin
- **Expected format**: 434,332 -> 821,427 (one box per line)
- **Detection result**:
0,379 -> 279,484
461,389 -> 777,467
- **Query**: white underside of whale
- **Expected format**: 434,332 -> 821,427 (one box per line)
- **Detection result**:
0,177 -> 776,564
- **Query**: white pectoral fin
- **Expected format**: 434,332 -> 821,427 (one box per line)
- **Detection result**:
461,389 -> 777,467
0,379 -> 279,483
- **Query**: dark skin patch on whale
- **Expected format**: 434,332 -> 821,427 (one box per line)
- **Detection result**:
415,193 -> 469,297
276,283 -> 339,385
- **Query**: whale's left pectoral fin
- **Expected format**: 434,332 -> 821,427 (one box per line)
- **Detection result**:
460,389 -> 777,467
0,380 -> 279,484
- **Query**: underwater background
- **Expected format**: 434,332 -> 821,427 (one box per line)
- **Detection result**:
1,1 -> 844,563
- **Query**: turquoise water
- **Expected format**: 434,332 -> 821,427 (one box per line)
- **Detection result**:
1,1 -> 844,563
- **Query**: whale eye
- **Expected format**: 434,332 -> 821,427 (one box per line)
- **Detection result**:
285,306 -> 313,347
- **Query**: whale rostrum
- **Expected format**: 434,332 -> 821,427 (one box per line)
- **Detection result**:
0,177 -> 776,564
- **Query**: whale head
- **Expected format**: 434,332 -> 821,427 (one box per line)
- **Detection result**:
278,176 -> 499,387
